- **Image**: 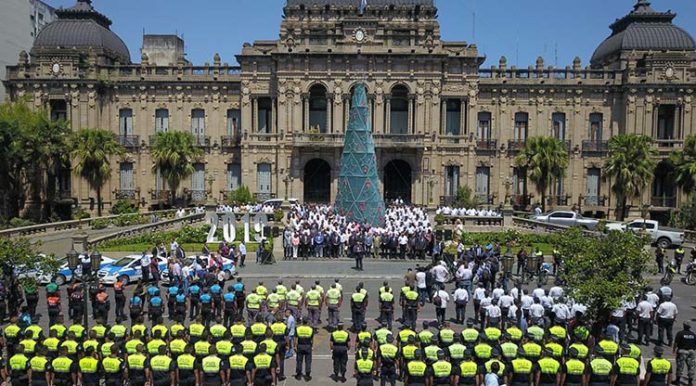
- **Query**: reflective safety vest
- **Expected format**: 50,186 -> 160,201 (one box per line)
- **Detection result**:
210,324 -> 227,338
296,325 -> 313,339
101,342 -> 115,357
616,357 -> 640,375
147,339 -> 166,355
379,343 -> 398,359
462,328 -> 480,343
189,323 -> 205,337
380,292 -> 394,303
43,337 -> 61,353
522,342 -> 542,358
459,361 -> 478,377
375,328 -> 391,345
260,339 -> 277,355
169,339 -> 187,354
565,359 -> 586,375
127,354 -> 147,370
402,345 -> 418,360
418,330 -> 433,345
537,357 -> 561,374
246,294 -> 261,310
20,338 -> 37,353
61,340 -> 79,354
102,357 -> 123,373
194,341 -> 211,356
91,325 -> 107,339
485,359 -> 507,376
398,329 -> 416,343
356,358 -> 373,374
405,290 -> 418,301
549,325 -> 567,340
484,327 -> 501,341
9,354 -> 29,370
251,323 -> 267,337
598,339 -> 618,355
231,324 -> 246,339
358,331 -> 372,343
286,291 -> 301,306
79,357 -> 99,373
50,324 -> 67,338
500,342 -> 519,359
82,339 -> 99,352
628,344 -> 641,360
229,355 -> 248,370
255,286 -> 268,300
440,328 -> 455,344
4,324 -> 21,338
131,324 -> 147,337
474,343 -> 493,359
151,325 -> 168,339
649,358 -> 672,374
68,324 -> 85,338
432,360 -> 452,377
271,322 -> 287,337
306,290 -> 321,307
29,356 -> 49,372
569,343 -> 589,359
125,339 -> 144,354
407,361 -> 427,376
506,326 -> 523,341
241,340 -> 257,355
216,340 -> 233,355
202,355 -> 222,373
52,356 -> 74,373
266,293 -> 280,309
25,324 -> 43,339
275,285 -> 288,299
351,292 -> 366,304
590,358 -> 613,375
326,289 -> 341,305
253,353 -> 273,369
448,343 -> 466,359
177,354 -> 196,370
545,342 -> 564,358
109,324 -> 127,339
170,324 -> 186,337
332,330 -> 349,344
425,345 -> 440,361
150,355 -> 172,371
512,358 -> 533,374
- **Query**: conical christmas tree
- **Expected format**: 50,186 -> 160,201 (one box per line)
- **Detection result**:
335,83 -> 385,226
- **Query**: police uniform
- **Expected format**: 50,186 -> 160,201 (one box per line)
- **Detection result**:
405,359 -> 429,386
197,354 -> 228,386
252,352 -> 276,386
229,353 -> 251,386
355,356 -> 374,385
295,322 -> 314,379
126,352 -> 149,386
78,355 -> 100,386
331,328 -> 350,379
150,353 -> 175,386
101,355 -> 126,386
51,355 -> 78,386
9,352 -> 30,384
29,354 -> 52,386
175,353 -> 197,386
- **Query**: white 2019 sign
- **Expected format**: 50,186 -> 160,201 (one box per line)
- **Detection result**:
206,212 -> 269,243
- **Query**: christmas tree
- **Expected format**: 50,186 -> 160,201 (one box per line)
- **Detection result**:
335,83 -> 385,226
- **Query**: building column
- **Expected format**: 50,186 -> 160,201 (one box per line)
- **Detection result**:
460,99 -> 467,135
303,97 -> 309,132
441,100 -> 447,135
271,98 -> 276,134
326,97 -> 332,133
408,97 -> 414,134
252,98 -> 258,132
385,99 -> 391,134
369,99 -> 374,133
333,96 -> 343,133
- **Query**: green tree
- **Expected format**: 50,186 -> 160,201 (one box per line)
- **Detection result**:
670,134 -> 696,195
515,136 -> 568,212
456,185 -> 478,208
227,185 -> 253,205
556,227 -> 651,329
603,134 -> 656,220
150,131 -> 203,206
71,128 -> 125,216
672,193 -> 696,230
0,237 -> 61,281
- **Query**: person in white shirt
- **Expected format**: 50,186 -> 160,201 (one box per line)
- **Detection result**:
140,253 -> 152,283
656,297 -> 678,346
433,286 -> 450,326
551,301 -> 570,323
532,285 -> 546,300
499,293 -> 515,324
431,263 -> 449,285
416,270 -> 427,305
507,303 -> 520,321
479,295 -> 492,327
520,294 -> 534,311
636,294 -> 654,345
529,298 -> 546,323
491,285 -> 505,301
548,286 -> 564,299
570,302 -> 587,317
486,300 -> 502,327
452,284 -> 469,324
472,283 -> 487,324
170,239 -> 179,257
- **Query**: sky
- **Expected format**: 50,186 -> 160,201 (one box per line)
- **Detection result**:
46,0 -> 696,67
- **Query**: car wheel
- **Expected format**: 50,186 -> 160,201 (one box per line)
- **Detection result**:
118,275 -> 130,286
54,274 -> 66,286
657,238 -> 671,250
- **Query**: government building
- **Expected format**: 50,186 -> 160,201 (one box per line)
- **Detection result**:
3,0 -> 696,220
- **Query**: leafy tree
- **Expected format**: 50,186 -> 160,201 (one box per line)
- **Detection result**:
150,131 -> 203,206
111,199 -> 139,214
670,134 -> 696,195
672,193 -> 696,230
71,128 -> 125,216
515,137 -> 568,212
456,185 -> 479,208
603,134 -> 656,220
556,227 -> 651,330
227,185 -> 254,205
0,236 -> 61,281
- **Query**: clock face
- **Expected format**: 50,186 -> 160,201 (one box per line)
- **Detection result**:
51,63 -> 61,74
355,29 -> 365,42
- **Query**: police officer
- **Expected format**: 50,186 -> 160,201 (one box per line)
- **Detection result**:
126,343 -> 150,386
560,347 -> 587,386
326,283 -> 343,329
404,349 -> 429,386
200,287 -> 214,327
271,315 -> 288,381
223,286 -> 237,326
250,315 -> 268,343
28,345 -> 51,386
78,347 -> 100,386
330,322 -> 351,382
614,344 -> 640,386
9,343 -> 30,385
101,345 -> 126,386
351,286 -> 368,332
295,317 -> 314,381
245,290 -> 262,324
675,245 -> 686,274
175,344 -> 197,386
51,346 -> 78,386
588,347 -> 615,385
431,350 -> 453,386
228,344 -> 251,386
674,321 -> 696,385
535,347 -> 561,386
355,347 -> 375,386
644,346 -> 673,386
150,345 -> 175,386
510,348 -> 534,386
197,346 -> 227,386
452,349 -> 479,386
4,316 -> 21,356
378,334 -> 399,386
379,284 -> 395,330
252,342 -> 276,386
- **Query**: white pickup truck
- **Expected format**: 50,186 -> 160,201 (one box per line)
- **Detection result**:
605,219 -> 685,249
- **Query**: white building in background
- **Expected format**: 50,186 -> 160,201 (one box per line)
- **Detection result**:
0,0 -> 56,101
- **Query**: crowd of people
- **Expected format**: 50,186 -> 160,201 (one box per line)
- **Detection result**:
216,204 -> 276,215
435,207 -> 501,218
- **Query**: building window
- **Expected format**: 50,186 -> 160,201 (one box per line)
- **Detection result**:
445,99 -> 461,136
478,112 -> 491,140
155,109 -> 169,132
589,113 -> 603,141
257,163 -> 272,199
226,109 -> 241,137
191,109 -> 205,137
444,165 -> 460,197
657,105 -> 676,140
514,112 -> 528,141
192,163 -> 205,191
50,100 -> 67,121
389,85 -> 409,134
552,112 -> 565,140
475,166 -> 490,203
257,98 -> 272,133
119,162 -> 134,192
155,168 -> 163,194
652,162 -> 676,207
512,167 -> 527,201
586,168 -> 601,205
227,163 -> 241,191
119,108 -> 133,136
308,85 -> 328,133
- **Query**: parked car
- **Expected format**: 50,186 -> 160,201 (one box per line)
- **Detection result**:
532,210 -> 600,230
605,219 -> 685,249
97,255 -> 167,285
262,198 -> 298,208
161,254 -> 236,283
16,254 -> 115,285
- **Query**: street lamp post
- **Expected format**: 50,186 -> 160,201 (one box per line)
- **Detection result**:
87,250 -> 102,329
67,248 -> 101,331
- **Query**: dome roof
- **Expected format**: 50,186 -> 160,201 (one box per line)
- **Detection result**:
33,0 -> 130,63
591,0 -> 695,66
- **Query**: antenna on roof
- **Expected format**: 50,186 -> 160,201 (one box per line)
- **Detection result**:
554,42 -> 558,67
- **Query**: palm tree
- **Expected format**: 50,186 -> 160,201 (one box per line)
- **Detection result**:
670,135 -> 696,196
150,131 -> 203,206
515,136 -> 569,212
71,128 -> 125,216
603,134 -> 657,220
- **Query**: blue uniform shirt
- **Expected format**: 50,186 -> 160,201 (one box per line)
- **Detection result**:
150,296 -> 163,306
211,284 -> 221,294
200,294 -> 212,304
168,286 -> 179,295
223,292 -> 236,302
176,294 -> 186,303
233,283 -> 244,292
147,286 -> 159,297
189,285 -> 200,295
131,296 -> 142,305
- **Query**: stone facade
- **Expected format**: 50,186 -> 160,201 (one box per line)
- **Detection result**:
3,0 -> 696,220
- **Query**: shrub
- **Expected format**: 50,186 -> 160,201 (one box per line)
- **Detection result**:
8,217 -> 35,228
456,185 -> 479,208
227,186 -> 254,205
434,213 -> 445,225
273,209 -> 284,222
72,209 -> 91,220
91,218 -> 110,230
111,199 -> 139,215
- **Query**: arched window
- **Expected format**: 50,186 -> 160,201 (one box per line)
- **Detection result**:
389,85 -> 409,134
308,84 -> 328,133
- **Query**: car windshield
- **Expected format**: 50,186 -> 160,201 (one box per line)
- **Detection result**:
112,257 -> 137,267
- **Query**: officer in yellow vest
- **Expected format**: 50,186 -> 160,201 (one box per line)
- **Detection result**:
355,347 -> 375,385
351,285 -> 368,332
510,348 -> 534,386
240,331 -> 258,360
19,332 -> 37,357
294,317 -> 314,381
270,316 -> 289,381
198,346 -> 227,386
230,317 -> 247,344
4,317 -> 21,356
330,322 -> 351,382
245,291 -> 262,322
169,330 -> 188,359
228,344 -> 251,386
285,285 -> 302,317
614,344 -> 640,386
431,350 -> 453,386
188,316 -> 206,344
78,347 -> 100,386
51,346 -> 78,386
147,330 -> 167,355
644,346 -> 673,386
326,283 -> 343,329
175,344 -> 197,386
9,343 -> 30,384
251,342 -> 276,386
462,319 -> 481,348
29,345 -> 52,386
216,331 -> 234,361
404,349 -> 429,386
378,334 -> 399,386
149,345 -> 175,386
100,345 -> 126,386
379,282 -> 395,330
250,315 -> 268,343
419,323 -> 435,347
588,347 -> 615,386
535,347 -> 561,386
453,349 -> 479,386
400,336 -> 419,369
560,347 -> 587,386
125,343 -> 149,386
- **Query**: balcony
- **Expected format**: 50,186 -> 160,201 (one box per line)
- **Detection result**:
582,140 -> 609,156
220,136 -> 241,151
440,135 -> 468,145
507,139 -> 526,154
118,135 -> 140,151
651,196 -> 677,208
440,195 -> 457,206
115,190 -> 136,200
655,139 -> 683,154
510,194 -> 532,210
373,133 -> 425,148
583,195 -> 607,207
293,132 -> 344,148
255,192 -> 276,202
546,195 -> 570,207
192,135 -> 211,148
247,133 -> 280,142
476,194 -> 494,205
189,190 -> 207,203
150,190 -> 170,202
476,139 -> 497,154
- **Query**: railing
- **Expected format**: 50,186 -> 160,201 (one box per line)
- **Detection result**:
512,216 -> 605,238
478,67 -> 618,81
0,209 -> 178,238
436,215 -> 504,227
655,139 -> 683,153
247,133 -> 280,142
476,139 -> 497,153
87,212 -> 205,248
441,135 -> 468,145
220,136 -> 241,150
189,190 -> 207,202
118,135 -> 140,151
373,133 -> 425,147
192,135 -> 211,148
476,194 -> 494,205
115,190 -> 136,200
293,132 -> 344,147
255,192 -> 276,201
651,196 -> 677,208
546,195 -> 570,207
507,139 -> 526,153
440,195 -> 457,206
583,195 -> 607,207
150,190 -> 170,202
582,140 -> 609,155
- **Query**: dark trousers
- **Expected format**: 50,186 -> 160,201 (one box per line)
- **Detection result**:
455,302 -> 466,323
115,295 -> 125,319
380,368 -> 397,386
379,309 -> 393,330
189,300 -> 199,319
355,256 -> 364,270
436,307 -> 446,325
295,348 -> 312,376
332,351 -> 347,376
638,317 -> 652,344
657,317 -> 674,345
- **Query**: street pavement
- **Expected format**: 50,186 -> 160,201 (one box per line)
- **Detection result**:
14,255 -> 696,386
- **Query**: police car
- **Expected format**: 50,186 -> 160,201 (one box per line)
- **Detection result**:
97,254 -> 168,285
17,254 -> 115,285
160,254 -> 236,284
